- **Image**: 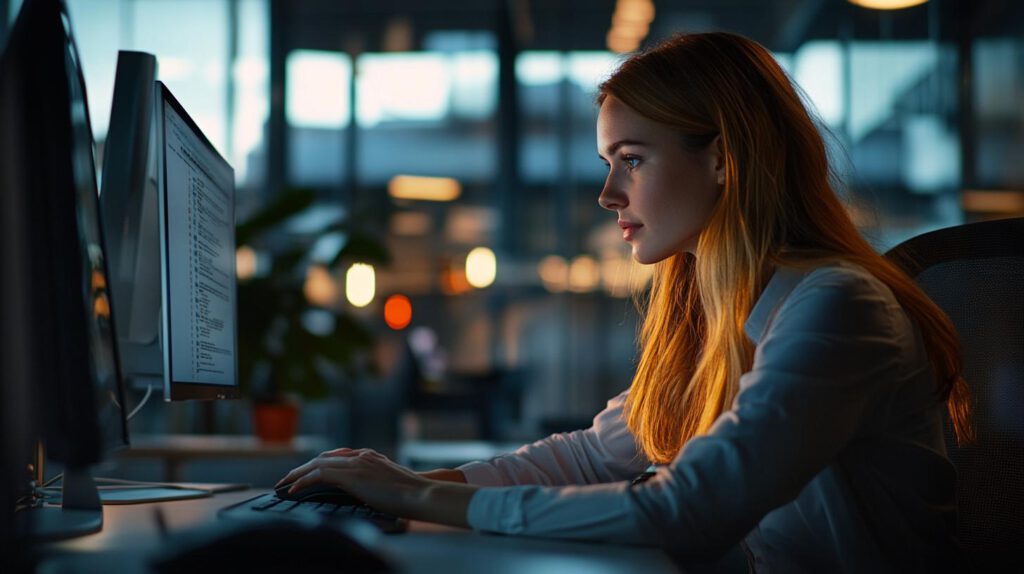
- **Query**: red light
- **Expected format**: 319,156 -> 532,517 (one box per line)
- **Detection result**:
384,294 -> 412,330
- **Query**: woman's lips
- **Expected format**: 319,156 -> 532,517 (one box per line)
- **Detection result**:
618,220 -> 642,241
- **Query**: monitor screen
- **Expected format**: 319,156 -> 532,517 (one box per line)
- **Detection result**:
157,82 -> 239,400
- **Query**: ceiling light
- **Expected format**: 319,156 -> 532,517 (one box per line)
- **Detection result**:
848,0 -> 928,9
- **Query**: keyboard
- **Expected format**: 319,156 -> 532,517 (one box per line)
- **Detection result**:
219,492 -> 408,533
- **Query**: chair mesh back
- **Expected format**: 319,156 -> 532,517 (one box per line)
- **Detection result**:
917,258 -> 1024,551
887,217 -> 1024,564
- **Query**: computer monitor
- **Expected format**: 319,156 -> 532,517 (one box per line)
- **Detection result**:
0,0 -> 129,540
155,81 -> 240,401
101,59 -> 239,402
100,50 -> 163,392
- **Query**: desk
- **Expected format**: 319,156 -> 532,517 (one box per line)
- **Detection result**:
116,434 -> 332,482
39,490 -> 680,573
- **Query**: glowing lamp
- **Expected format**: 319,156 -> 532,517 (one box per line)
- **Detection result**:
384,294 -> 413,330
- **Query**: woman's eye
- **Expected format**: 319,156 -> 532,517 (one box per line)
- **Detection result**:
623,156 -> 641,170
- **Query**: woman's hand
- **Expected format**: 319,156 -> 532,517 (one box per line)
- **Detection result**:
275,448 -> 477,527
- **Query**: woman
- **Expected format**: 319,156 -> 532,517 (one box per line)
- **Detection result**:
277,32 -> 972,571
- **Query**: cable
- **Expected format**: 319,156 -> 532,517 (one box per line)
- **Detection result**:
126,384 -> 153,421
109,383 -> 153,420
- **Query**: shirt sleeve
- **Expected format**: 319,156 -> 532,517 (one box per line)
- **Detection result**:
457,390 -> 651,487
466,267 -> 910,556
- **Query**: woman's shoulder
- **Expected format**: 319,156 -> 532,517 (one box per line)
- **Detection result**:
789,260 -> 895,304
773,260 -> 906,337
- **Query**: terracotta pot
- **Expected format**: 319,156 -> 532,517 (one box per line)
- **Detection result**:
252,400 -> 301,443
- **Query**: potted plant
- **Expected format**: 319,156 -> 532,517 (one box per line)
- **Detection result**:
235,188 -> 388,442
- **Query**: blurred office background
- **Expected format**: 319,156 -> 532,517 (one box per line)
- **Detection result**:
2,0 -> 1021,486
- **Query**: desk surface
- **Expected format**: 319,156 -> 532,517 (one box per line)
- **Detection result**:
115,434 -> 334,482
119,434 -> 333,458
40,489 -> 680,573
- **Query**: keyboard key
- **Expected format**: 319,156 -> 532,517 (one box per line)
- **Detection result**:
219,493 -> 408,533
262,501 -> 300,512
251,497 -> 283,511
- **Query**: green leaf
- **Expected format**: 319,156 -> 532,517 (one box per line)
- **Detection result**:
236,188 -> 316,245
270,248 -> 309,277
329,231 -> 391,267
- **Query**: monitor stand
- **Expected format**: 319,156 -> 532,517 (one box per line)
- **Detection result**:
19,469 -> 213,542
19,467 -> 102,541
41,477 -> 212,505
96,483 -> 210,504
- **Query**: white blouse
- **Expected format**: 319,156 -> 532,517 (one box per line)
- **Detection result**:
458,263 -> 964,571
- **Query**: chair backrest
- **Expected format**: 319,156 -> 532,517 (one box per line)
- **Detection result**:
886,217 -> 1024,572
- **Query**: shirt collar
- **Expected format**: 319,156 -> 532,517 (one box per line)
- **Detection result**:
744,265 -> 809,344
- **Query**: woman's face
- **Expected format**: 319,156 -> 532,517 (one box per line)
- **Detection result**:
597,95 -> 723,264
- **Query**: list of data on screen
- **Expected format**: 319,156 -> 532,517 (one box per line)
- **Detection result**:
164,101 -> 237,387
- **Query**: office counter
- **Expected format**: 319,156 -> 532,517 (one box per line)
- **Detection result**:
38,489 -> 681,573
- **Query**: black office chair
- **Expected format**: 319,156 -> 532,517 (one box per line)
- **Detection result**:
886,217 -> 1024,573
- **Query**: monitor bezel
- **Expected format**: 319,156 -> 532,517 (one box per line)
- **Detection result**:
155,81 -> 239,401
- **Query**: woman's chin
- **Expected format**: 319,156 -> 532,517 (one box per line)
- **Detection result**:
631,248 -> 663,265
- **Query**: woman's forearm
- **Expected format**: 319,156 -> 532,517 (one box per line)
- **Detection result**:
418,468 -> 468,483
402,480 -> 479,528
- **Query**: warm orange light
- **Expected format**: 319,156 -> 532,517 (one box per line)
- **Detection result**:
384,294 -> 413,330
304,264 -> 339,307
236,245 -> 258,280
538,255 -> 569,293
569,255 -> 600,293
440,266 -> 473,295
388,175 -> 461,202
607,29 -> 641,54
94,293 -> 110,319
962,189 -> 1024,214
607,0 -> 654,53
613,0 -> 655,23
91,270 -> 106,290
390,211 -> 432,236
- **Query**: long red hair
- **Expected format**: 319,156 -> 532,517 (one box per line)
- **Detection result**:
599,33 -> 972,464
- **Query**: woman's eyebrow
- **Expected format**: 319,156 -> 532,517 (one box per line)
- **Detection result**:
599,139 -> 648,159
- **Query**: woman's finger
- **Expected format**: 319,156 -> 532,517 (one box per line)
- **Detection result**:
286,467 -> 323,494
288,460 -> 365,494
275,456 -> 325,487
275,448 -> 368,487
319,447 -> 357,458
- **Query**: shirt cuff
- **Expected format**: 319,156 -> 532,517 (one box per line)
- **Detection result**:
466,487 -> 525,533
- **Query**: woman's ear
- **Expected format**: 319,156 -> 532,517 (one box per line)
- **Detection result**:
711,135 -> 725,185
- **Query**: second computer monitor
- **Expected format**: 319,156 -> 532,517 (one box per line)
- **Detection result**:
100,50 -> 162,391
155,81 -> 239,400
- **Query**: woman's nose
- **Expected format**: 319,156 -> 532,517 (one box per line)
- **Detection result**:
598,177 -> 626,211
